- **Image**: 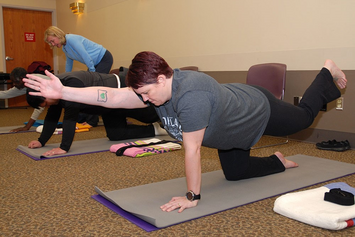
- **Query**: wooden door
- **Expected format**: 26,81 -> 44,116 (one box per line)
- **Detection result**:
3,7 -> 53,107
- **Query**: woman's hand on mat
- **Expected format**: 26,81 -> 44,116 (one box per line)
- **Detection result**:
160,196 -> 198,213
10,126 -> 28,133
42,148 -> 67,156
28,140 -> 42,149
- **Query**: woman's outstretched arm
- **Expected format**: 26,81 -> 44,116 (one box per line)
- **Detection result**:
24,70 -> 147,109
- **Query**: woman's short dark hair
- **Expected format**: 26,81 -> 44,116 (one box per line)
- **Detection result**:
10,67 -> 27,84
26,88 -> 45,109
126,51 -> 173,89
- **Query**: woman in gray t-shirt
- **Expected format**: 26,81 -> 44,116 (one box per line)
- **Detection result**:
24,51 -> 347,213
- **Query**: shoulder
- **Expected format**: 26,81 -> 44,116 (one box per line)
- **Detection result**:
172,69 -> 220,97
171,70 -> 220,110
65,34 -> 87,46
174,69 -> 217,86
66,34 -> 84,40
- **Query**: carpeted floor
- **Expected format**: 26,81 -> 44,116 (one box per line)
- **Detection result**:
1,107 -> 354,236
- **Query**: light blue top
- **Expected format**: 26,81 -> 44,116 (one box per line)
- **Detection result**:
62,34 -> 106,72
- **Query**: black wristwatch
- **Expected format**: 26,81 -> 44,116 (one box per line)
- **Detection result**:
186,190 -> 201,201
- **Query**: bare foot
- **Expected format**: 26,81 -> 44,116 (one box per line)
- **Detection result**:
274,151 -> 298,169
323,59 -> 347,89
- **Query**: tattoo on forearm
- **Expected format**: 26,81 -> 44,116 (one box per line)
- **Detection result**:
97,89 -> 107,102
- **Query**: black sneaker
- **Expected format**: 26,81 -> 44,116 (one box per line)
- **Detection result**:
316,140 -> 351,152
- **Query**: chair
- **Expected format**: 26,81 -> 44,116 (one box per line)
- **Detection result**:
246,63 -> 288,149
110,66 -> 199,75
180,66 -> 199,71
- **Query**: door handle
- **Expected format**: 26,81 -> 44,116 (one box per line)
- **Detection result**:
5,56 -> 14,61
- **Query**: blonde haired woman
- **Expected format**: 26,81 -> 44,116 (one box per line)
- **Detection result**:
44,26 -> 113,126
44,26 -> 113,73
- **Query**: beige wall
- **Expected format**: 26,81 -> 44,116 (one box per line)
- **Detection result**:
55,0 -> 355,72
1,0 -> 354,134
2,0 -> 354,71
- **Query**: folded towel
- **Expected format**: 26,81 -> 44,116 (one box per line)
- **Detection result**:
273,182 -> 355,230
75,123 -> 91,133
36,123 -> 90,134
110,138 -> 181,158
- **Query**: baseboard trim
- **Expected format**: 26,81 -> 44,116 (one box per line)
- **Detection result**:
288,128 -> 354,149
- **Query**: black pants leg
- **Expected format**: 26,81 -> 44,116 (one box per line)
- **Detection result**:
263,68 -> 340,136
95,50 -> 114,74
218,149 -> 285,181
217,68 -> 340,181
77,113 -> 99,127
102,106 -> 160,141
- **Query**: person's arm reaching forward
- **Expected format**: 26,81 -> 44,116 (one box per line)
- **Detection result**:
160,128 -> 205,213
24,70 -> 147,109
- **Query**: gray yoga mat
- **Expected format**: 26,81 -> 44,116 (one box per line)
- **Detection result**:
94,154 -> 355,230
16,135 -> 174,160
0,125 -> 36,134
0,119 -> 61,134
1,120 -> 102,135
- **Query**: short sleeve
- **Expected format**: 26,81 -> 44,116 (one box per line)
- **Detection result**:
176,91 -> 213,132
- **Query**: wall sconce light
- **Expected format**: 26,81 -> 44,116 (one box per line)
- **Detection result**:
70,2 -> 85,14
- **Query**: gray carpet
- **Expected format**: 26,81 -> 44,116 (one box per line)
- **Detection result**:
0,125 -> 36,134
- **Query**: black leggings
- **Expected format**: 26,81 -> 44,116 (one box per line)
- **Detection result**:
218,68 -> 340,181
102,106 -> 160,141
95,50 -> 113,74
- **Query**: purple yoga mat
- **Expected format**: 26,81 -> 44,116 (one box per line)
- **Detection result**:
91,194 -> 159,232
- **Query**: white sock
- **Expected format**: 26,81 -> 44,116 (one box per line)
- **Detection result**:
36,125 -> 62,134
153,122 -> 168,136
36,125 -> 43,133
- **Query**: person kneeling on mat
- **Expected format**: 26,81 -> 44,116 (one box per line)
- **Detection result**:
25,68 -> 166,157
24,51 -> 347,212
0,67 -> 47,132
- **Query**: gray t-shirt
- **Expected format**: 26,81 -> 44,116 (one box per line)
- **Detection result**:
154,69 -> 270,150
